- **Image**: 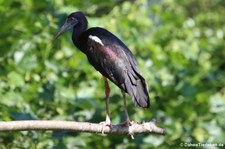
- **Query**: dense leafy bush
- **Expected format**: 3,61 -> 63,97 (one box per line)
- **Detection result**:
0,0 -> 224,148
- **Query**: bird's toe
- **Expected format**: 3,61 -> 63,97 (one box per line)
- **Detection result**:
99,121 -> 112,134
121,120 -> 136,126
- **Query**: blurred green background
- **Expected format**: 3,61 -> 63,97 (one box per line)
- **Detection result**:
0,0 -> 225,148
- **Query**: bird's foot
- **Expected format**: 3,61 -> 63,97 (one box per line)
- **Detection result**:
99,120 -> 112,134
99,121 -> 112,127
120,120 -> 136,127
120,120 -> 137,139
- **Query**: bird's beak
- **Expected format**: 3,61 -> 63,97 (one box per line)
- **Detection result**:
54,18 -> 78,40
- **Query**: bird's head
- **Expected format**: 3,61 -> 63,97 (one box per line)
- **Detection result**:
54,11 -> 87,40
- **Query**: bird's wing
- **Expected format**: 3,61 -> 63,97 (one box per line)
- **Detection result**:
119,46 -> 150,108
85,28 -> 149,108
86,37 -> 125,86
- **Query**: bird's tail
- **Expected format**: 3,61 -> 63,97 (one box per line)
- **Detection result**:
124,72 -> 150,108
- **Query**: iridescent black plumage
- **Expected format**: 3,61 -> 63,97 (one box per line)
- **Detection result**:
55,11 -> 150,125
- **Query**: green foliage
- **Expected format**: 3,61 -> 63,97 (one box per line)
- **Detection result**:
0,0 -> 225,148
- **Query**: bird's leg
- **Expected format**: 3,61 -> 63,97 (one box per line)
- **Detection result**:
121,90 -> 136,138
100,77 -> 112,130
121,90 -> 131,126
104,78 -> 111,126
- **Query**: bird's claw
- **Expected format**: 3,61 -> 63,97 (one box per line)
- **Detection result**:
99,121 -> 112,134
120,120 -> 136,139
121,120 -> 136,126
99,121 -> 112,127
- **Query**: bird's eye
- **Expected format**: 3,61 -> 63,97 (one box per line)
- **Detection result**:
68,17 -> 75,22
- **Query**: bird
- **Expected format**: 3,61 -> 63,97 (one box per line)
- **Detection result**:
54,11 -> 149,127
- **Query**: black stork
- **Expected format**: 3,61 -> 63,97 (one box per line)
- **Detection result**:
55,11 -> 149,126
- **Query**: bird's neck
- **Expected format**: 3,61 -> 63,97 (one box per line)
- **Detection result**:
72,22 -> 87,52
72,26 -> 85,39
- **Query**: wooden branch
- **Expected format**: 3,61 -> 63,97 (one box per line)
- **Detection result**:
0,120 -> 165,138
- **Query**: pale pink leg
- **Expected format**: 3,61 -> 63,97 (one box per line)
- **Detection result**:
104,78 -> 111,126
100,77 -> 111,131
